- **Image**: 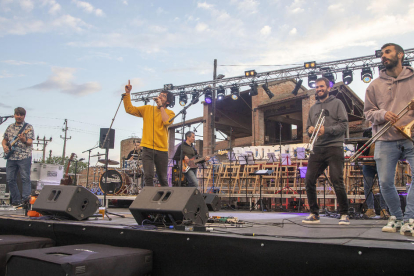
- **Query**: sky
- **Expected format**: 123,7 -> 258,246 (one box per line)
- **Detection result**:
1,0 -> 414,167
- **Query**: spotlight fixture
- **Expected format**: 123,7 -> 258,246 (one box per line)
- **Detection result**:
322,72 -> 335,87
217,74 -> 225,79
179,90 -> 187,106
141,96 -> 149,105
375,50 -> 382,58
191,89 -> 199,104
204,87 -> 212,104
249,82 -> 258,96
230,84 -> 240,100
342,69 -> 353,85
217,85 -> 226,100
308,72 -> 317,88
291,79 -> 303,96
403,60 -> 411,67
164,84 -> 174,90
262,83 -> 274,99
169,94 -> 176,108
304,61 -> 317,69
361,67 -> 373,83
245,70 -> 257,77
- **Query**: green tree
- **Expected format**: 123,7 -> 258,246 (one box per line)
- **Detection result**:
44,156 -> 88,174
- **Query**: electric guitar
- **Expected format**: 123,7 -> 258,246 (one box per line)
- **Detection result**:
4,127 -> 33,160
182,156 -> 210,173
60,153 -> 75,185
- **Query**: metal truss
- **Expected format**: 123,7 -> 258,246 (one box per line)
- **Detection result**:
131,48 -> 414,102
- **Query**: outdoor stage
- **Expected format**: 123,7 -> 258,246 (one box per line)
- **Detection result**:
1,208 -> 414,275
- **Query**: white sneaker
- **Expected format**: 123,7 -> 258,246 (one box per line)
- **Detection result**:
339,215 -> 350,225
400,219 -> 414,236
382,216 -> 402,233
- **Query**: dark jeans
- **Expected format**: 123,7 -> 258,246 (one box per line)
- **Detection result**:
6,157 -> 32,204
305,146 -> 348,215
142,147 -> 169,187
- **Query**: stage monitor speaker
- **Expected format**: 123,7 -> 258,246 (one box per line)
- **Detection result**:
203,193 -> 221,211
32,185 -> 99,220
99,128 -> 115,149
129,187 -> 209,225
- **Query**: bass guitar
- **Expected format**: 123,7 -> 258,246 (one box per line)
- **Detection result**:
182,156 -> 210,173
60,153 -> 75,185
4,127 -> 33,160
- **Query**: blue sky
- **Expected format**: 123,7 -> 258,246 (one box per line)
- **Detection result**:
1,0 -> 414,166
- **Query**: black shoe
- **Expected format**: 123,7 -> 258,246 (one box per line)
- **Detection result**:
21,197 -> 31,205
11,202 -> 21,207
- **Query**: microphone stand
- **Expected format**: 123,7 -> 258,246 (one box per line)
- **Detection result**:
99,95 -> 126,220
169,92 -> 203,187
0,116 -> 13,125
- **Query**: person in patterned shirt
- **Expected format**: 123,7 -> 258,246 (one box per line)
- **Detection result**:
2,107 -> 34,206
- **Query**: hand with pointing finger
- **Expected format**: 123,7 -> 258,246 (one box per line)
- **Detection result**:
125,80 -> 132,94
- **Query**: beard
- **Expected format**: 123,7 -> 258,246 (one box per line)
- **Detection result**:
383,55 -> 399,70
316,90 -> 328,100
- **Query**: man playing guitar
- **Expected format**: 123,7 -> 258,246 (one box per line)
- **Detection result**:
2,107 -> 34,206
173,131 -> 209,187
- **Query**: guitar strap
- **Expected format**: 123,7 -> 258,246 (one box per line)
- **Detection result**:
14,123 -> 28,140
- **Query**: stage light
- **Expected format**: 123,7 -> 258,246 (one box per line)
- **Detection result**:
291,79 -> 303,96
322,72 -> 335,87
169,94 -> 175,108
179,90 -> 187,106
361,67 -> 373,83
262,83 -> 274,99
342,69 -> 353,85
403,60 -> 411,67
249,82 -> 258,96
164,84 -> 173,90
204,87 -> 212,104
308,73 -> 317,88
217,85 -> 226,100
191,89 -> 199,104
217,74 -> 225,79
230,84 -> 240,100
375,50 -> 382,58
304,61 -> 316,69
245,70 -> 257,77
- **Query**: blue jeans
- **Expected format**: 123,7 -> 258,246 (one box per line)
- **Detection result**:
185,168 -> 199,188
375,140 -> 414,220
362,165 -> 387,210
6,157 -> 32,204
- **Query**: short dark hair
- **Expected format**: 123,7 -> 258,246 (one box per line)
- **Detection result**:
315,77 -> 330,88
14,107 -> 26,116
381,43 -> 405,62
185,131 -> 195,139
161,90 -> 174,107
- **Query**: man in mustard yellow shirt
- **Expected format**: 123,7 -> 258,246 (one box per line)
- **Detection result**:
124,80 -> 175,186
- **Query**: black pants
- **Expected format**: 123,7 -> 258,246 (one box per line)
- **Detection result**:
142,147 -> 169,187
305,146 -> 348,215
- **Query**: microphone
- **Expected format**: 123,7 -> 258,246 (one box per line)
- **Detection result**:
79,158 -> 85,162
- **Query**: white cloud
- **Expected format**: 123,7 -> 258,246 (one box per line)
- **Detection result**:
41,0 -> 61,15
72,0 -> 105,17
195,22 -> 209,32
328,3 -> 344,12
2,60 -> 47,65
156,7 -> 167,15
150,25 -> 167,33
122,1 -> 128,5
197,2 -> 214,9
19,0 -> 34,12
260,25 -> 271,36
26,67 -> 101,96
52,14 -> 92,32
289,27 -> 297,35
236,0 -> 259,14
287,0 -> 304,14
0,70 -> 24,78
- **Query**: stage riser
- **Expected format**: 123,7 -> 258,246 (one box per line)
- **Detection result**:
0,218 -> 414,275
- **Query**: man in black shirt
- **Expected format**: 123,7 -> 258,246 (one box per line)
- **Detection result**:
173,131 -> 209,187
127,142 -> 142,161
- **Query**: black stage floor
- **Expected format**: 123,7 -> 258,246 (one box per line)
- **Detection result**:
1,208 -> 414,275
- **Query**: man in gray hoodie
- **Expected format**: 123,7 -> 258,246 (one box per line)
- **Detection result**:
302,77 -> 350,225
364,43 -> 414,235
